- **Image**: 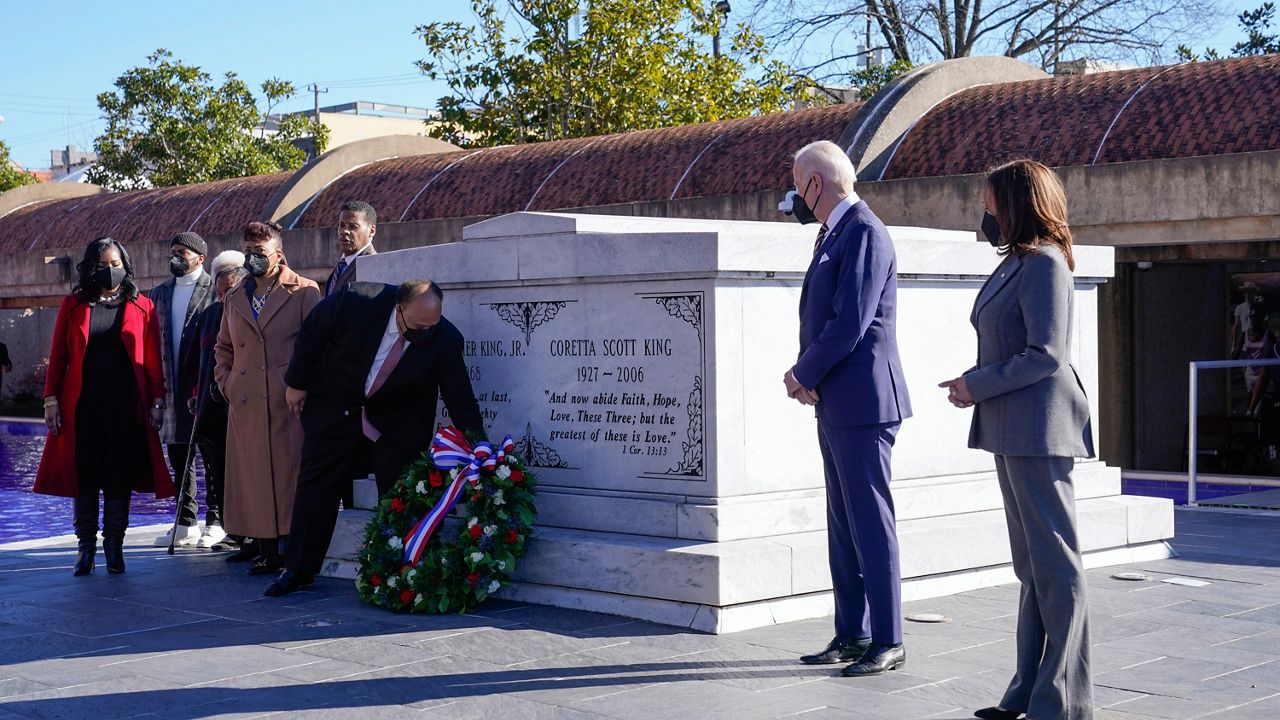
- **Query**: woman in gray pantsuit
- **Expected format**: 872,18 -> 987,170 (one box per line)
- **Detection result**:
939,159 -> 1096,720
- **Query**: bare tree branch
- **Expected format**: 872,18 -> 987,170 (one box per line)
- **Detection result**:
751,0 -> 1222,77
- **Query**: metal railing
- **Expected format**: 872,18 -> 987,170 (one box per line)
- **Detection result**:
1187,358 -> 1280,506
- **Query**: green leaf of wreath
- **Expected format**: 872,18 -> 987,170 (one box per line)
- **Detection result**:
355,432 -> 538,615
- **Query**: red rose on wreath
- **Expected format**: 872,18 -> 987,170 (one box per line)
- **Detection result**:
511,469 -> 524,483
400,590 -> 414,605
469,524 -> 483,539
506,529 -> 519,544
472,492 -> 483,504
390,497 -> 405,513
371,574 -> 383,587
467,572 -> 480,587
429,471 -> 443,488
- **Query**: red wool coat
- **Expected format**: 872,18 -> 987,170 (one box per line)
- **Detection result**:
34,294 -> 175,499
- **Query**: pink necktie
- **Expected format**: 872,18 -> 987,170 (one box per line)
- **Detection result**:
362,335 -> 405,441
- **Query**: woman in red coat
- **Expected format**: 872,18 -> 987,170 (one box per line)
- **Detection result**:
37,237 -> 174,575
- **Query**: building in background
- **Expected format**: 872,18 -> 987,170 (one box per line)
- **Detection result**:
264,101 -> 439,157
49,144 -> 97,181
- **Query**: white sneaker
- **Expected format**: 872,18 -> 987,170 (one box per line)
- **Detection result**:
196,525 -> 227,549
153,524 -> 201,547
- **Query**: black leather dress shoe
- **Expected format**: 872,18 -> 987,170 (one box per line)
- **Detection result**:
264,570 -> 314,597
974,707 -> 1022,720
841,643 -> 906,677
225,541 -> 258,563
248,554 -> 284,576
800,636 -> 873,665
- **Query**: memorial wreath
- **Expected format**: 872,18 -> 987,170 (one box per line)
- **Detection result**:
355,426 -> 537,614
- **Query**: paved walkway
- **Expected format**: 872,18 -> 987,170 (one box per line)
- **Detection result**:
0,508 -> 1278,719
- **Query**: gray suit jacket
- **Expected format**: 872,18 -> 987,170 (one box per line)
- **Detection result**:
149,271 -> 214,443
964,245 -> 1094,458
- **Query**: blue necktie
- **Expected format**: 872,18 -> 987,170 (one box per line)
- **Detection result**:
813,224 -> 829,256
329,259 -> 348,295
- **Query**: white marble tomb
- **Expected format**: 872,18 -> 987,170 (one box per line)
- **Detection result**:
323,211 -> 1174,633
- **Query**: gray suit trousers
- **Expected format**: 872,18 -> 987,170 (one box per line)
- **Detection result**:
996,455 -> 1093,720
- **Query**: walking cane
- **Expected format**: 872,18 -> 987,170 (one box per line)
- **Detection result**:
167,418 -> 201,556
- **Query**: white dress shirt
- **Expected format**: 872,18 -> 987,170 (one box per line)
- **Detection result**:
823,191 -> 862,233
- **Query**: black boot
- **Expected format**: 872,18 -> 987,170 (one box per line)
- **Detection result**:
249,538 -> 284,576
72,495 -> 98,577
102,497 -> 130,574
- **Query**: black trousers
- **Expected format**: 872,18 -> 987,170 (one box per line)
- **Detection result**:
168,442 -> 194,526
167,442 -> 214,527
285,429 -> 419,579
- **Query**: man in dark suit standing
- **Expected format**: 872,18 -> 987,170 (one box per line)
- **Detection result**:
324,201 -> 378,297
149,231 -> 216,548
785,141 -> 912,677
264,279 -> 484,596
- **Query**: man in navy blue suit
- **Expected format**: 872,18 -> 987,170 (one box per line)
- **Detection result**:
784,140 -> 913,677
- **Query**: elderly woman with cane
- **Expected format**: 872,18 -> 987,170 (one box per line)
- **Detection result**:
36,237 -> 173,575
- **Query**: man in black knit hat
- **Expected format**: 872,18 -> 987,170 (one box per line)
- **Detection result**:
149,231 -> 217,548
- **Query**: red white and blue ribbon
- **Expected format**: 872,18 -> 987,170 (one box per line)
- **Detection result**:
403,428 -> 510,566
496,435 -> 515,465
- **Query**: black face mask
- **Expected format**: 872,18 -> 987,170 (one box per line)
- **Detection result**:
168,255 -> 191,277
790,177 -> 819,225
243,252 -> 271,277
94,266 -> 127,292
981,211 -> 1003,247
398,306 -> 433,344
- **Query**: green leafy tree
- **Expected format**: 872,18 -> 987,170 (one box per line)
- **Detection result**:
0,140 -> 38,193
416,0 -> 808,147
850,59 -> 913,100
88,49 -> 329,191
1178,2 -> 1280,60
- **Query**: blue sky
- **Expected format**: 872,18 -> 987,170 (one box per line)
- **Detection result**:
0,0 -> 1261,169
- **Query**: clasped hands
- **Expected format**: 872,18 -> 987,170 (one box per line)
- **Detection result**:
783,369 -> 819,406
937,376 -> 974,408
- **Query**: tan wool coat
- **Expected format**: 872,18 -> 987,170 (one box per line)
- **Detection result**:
214,266 -> 321,539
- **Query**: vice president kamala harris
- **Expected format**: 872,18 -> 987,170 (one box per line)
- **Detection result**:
939,160 -> 1095,720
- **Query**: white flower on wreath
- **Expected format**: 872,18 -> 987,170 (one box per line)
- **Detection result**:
470,551 -> 484,563
387,536 -> 403,550
450,468 -> 460,480
483,524 -> 496,537
496,465 -> 511,480
407,569 -> 417,582
488,580 -> 501,594
415,593 -> 424,605
468,516 -> 479,528
388,576 -> 399,589
497,560 -> 507,571
415,480 -> 426,495
493,490 -> 505,506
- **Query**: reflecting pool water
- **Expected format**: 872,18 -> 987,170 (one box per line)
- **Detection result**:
0,420 -> 206,544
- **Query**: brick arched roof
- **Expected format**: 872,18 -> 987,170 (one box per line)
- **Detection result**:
292,103 -> 864,227
881,54 -> 1280,180
0,172 -> 292,253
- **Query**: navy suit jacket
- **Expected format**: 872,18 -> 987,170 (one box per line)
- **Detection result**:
795,200 -> 912,428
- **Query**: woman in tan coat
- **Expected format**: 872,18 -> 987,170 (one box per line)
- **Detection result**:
215,221 -> 321,575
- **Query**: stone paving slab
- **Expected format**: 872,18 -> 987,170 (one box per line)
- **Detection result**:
0,507 -> 1279,719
